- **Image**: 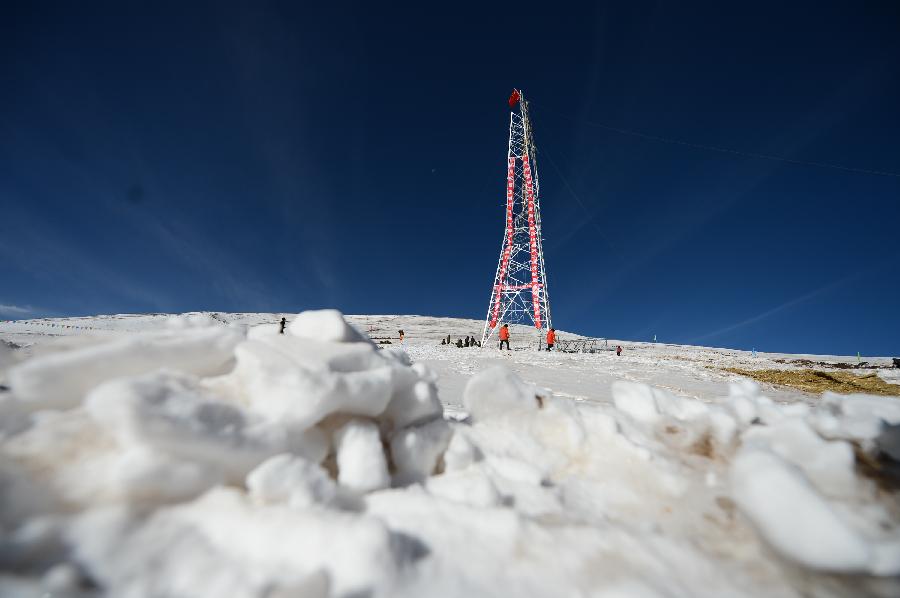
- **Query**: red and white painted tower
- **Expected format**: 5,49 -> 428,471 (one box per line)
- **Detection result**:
481,89 -> 552,344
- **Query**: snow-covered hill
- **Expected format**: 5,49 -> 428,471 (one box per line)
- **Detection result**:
1,312 -> 899,597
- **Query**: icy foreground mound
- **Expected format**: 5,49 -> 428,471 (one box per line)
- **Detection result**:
0,311 -> 899,598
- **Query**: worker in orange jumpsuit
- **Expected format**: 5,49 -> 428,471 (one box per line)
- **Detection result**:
498,324 -> 510,351
545,328 -> 555,351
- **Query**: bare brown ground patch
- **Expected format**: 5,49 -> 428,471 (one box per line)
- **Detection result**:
723,368 -> 900,397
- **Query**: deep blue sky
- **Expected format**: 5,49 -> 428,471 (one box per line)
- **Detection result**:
2,1 -> 899,355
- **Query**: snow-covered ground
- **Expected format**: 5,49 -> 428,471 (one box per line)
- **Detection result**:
1,312 -> 898,597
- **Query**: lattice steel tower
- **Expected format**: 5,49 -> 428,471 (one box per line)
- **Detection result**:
481,89 -> 552,344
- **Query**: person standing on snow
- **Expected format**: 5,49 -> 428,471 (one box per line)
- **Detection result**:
499,324 -> 511,351
546,328 -> 555,351
616,345 -> 623,356
398,330 -> 405,347
279,317 -> 287,334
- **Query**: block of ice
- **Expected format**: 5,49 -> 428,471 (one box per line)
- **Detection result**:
230,340 -> 393,428
730,450 -> 871,572
8,326 -> 244,410
382,379 -> 443,431
441,429 -> 480,472
287,309 -> 371,344
251,332 -> 386,374
0,460 -> 54,527
728,379 -> 760,400
334,419 -> 390,492
726,395 -> 758,427
380,346 -> 412,367
708,409 -> 738,450
0,396 -> 30,439
828,393 -> 900,424
765,418 -> 858,498
611,381 -> 660,424
247,454 -> 337,508
390,418 -> 453,484
68,487 -> 397,598
426,467 -> 501,508
463,366 -> 539,421
105,446 -> 227,504
85,372 -> 300,481
486,454 -> 544,486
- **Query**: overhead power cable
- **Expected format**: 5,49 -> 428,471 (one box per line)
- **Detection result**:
538,145 -> 621,258
534,103 -> 900,179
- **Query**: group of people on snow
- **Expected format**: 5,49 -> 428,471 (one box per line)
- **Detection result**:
282,318 -> 625,357
383,322 -> 625,356
441,335 -> 481,348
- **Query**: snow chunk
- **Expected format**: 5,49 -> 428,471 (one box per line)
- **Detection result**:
877,423 -> 900,461
426,467 -> 501,508
730,450 -> 871,572
726,395 -> 758,427
463,366 -> 539,421
8,326 -> 244,410
249,327 -> 384,373
826,393 -> 900,425
486,454 -> 544,486
230,339 -> 393,428
380,346 -> 412,367
725,379 -> 762,426
612,381 -> 710,426
765,418 -> 858,498
708,409 -> 738,449
247,454 -> 337,508
334,419 -> 390,492
442,429 -> 481,472
69,487 -> 397,598
42,563 -> 82,594
411,362 -> 438,383
809,393 -> 900,444
390,418 -> 453,484
85,371 -> 306,481
612,381 -> 660,424
382,379 -> 443,431
729,378 -> 761,401
0,460 -> 55,528
287,309 -> 370,344
105,446 -> 226,505
0,396 -> 30,439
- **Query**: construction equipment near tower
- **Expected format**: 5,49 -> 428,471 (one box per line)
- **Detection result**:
481,89 -> 552,345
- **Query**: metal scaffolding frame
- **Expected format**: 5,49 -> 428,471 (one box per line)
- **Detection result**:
481,90 -> 552,345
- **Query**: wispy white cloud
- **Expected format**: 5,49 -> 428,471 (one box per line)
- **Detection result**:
0,223 -> 172,311
0,303 -> 33,316
140,216 -> 275,309
688,270 -> 865,345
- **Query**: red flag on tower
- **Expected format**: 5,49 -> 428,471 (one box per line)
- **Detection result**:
508,89 -> 520,108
